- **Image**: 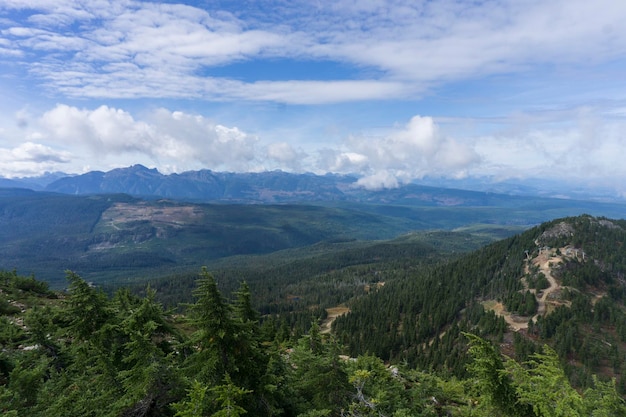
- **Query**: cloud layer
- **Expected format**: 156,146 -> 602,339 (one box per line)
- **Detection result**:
1,0 -> 625,103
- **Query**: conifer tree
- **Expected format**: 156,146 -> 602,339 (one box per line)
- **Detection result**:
209,373 -> 251,417
288,323 -> 351,414
173,380 -> 209,417
506,345 -> 584,417
465,333 -> 536,417
117,287 -> 181,416
65,271 -> 112,342
187,268 -> 238,385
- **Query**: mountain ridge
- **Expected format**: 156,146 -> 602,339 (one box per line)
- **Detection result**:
2,164 -> 624,204
332,214 -> 626,391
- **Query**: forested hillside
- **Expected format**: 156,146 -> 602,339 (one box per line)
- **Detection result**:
334,215 -> 626,393
3,186 -> 626,291
2,189 -> 475,287
1,267 -> 625,416
121,230 -> 494,338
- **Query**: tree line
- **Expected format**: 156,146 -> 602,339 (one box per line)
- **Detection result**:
3,268 -> 625,416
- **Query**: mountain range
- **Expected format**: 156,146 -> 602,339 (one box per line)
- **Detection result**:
2,164 -> 625,205
2,165 -> 626,287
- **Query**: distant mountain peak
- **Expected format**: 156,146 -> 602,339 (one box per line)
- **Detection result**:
20,165 -> 626,209
109,164 -> 159,174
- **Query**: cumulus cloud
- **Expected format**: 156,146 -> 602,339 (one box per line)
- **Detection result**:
323,151 -> 369,172
319,115 -> 480,189
26,104 -> 260,174
40,105 -> 153,155
265,141 -> 308,171
147,109 -> 258,171
10,141 -> 70,163
355,171 -> 399,191
328,110 -> 626,191
0,142 -> 71,177
2,107 -> 482,184
2,103 -> 626,199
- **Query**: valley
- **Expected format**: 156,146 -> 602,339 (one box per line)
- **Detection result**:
2,177 -> 626,415
2,210 -> 626,415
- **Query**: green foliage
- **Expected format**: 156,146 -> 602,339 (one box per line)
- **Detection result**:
526,272 -> 550,292
6,358 -> 48,410
0,297 -> 20,315
173,380 -> 209,417
504,290 -> 538,316
11,186 -> 618,287
2,214 -> 626,416
187,268 -> 240,385
344,356 -> 406,416
0,270 -> 623,416
3,190 -> 506,286
209,373 -> 252,417
465,333 -> 534,417
506,345 -> 582,416
333,230 -> 530,370
583,376 -> 626,417
66,271 -> 113,341
286,324 -> 352,415
466,334 -> 626,417
0,317 -> 24,349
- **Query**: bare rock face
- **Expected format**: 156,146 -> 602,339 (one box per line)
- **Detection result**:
537,221 -> 575,245
598,219 -> 622,230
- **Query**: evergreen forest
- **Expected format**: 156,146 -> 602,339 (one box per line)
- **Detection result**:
2,214 -> 626,415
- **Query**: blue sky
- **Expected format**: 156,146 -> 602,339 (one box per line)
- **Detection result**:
1,0 -> 626,194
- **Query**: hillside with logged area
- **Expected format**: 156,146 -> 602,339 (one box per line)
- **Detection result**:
2,215 -> 626,415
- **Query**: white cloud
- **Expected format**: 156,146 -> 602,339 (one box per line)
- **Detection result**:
267,142 -> 297,162
28,104 -> 260,173
319,115 -> 480,188
327,151 -> 369,172
40,104 -> 154,155
0,141 -> 71,177
226,80 -> 412,104
149,109 -> 259,171
2,0 -> 625,103
265,141 -> 306,171
316,109 -> 626,190
2,103 -> 626,197
471,110 -> 626,183
303,0 -> 626,80
355,171 -> 398,191
4,106 -> 484,184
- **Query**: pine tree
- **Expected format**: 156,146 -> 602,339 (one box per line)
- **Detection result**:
506,345 -> 584,417
116,287 -> 181,416
187,268 -> 238,385
65,271 -> 112,342
173,380 -> 209,417
465,333 -> 536,417
209,373 -> 251,417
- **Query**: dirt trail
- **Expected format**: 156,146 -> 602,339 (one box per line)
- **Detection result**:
320,306 -> 350,334
532,253 -> 561,318
492,248 -> 563,331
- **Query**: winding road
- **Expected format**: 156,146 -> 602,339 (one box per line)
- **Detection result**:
495,248 -> 563,331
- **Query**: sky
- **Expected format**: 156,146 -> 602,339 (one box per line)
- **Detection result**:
1,0 -> 626,194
